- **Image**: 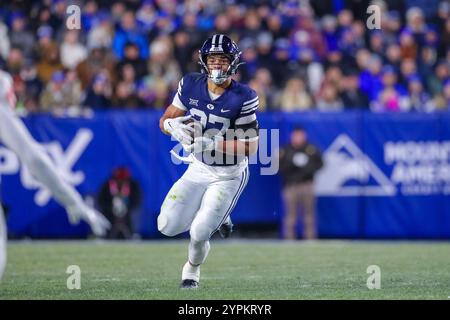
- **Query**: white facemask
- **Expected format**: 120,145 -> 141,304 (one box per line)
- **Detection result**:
210,69 -> 228,85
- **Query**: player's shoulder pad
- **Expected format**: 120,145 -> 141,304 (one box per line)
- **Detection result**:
233,82 -> 258,104
243,86 -> 259,107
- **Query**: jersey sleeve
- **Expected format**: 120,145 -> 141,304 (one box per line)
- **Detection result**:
171,75 -> 190,111
234,89 -> 259,142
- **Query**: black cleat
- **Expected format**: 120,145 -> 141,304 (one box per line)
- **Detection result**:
219,221 -> 233,238
180,279 -> 199,289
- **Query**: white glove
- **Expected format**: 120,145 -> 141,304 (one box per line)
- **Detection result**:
67,202 -> 111,237
185,136 -> 220,153
163,115 -> 194,145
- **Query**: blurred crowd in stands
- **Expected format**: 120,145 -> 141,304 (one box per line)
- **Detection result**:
0,0 -> 449,113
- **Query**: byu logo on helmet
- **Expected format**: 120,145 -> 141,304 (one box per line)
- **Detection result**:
198,34 -> 243,85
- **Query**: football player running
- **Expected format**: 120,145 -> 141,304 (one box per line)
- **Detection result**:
0,70 -> 110,281
158,34 -> 259,289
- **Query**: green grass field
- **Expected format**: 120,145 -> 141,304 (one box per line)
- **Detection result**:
1,240 -> 449,300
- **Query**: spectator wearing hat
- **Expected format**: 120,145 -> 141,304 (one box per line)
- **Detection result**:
39,71 -> 79,112
9,12 -> 35,59
36,31 -> 64,84
34,25 -> 55,60
406,74 -> 433,111
83,72 -> 112,109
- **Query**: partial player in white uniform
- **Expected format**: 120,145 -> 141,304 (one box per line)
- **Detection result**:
0,70 -> 110,281
158,34 -> 259,289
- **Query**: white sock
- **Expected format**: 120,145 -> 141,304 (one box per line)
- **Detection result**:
182,261 -> 200,282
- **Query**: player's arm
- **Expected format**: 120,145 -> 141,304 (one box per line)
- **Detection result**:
159,76 -> 195,145
159,104 -> 187,135
220,92 -> 260,156
186,121 -> 259,156
186,91 -> 260,155
159,104 -> 194,145
217,138 -> 258,156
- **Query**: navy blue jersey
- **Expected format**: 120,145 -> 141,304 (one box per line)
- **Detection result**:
172,73 -> 259,166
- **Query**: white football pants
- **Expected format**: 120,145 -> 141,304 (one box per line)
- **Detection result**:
158,158 -> 249,242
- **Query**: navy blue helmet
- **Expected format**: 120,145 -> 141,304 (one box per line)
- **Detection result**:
198,34 -> 243,84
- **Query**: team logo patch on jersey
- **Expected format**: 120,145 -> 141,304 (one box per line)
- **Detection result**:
207,104 -> 214,110
189,98 -> 199,106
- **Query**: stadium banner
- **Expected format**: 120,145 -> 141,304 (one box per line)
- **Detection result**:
362,113 -> 446,238
1,110 -> 449,239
